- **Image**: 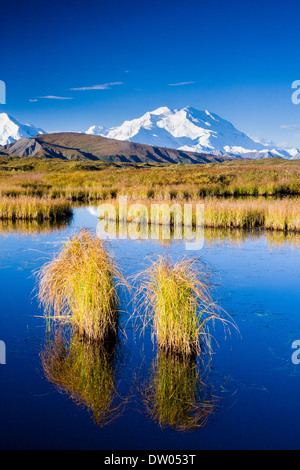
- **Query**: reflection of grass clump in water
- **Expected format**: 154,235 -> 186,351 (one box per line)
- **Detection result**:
42,331 -> 124,427
38,229 -> 123,341
135,256 -> 223,356
142,352 -> 216,432
0,217 -> 72,236
204,226 -> 300,248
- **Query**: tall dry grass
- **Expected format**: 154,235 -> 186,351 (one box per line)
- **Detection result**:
98,196 -> 300,232
38,229 -> 123,341
204,198 -> 300,231
134,256 -> 225,356
0,196 -> 72,221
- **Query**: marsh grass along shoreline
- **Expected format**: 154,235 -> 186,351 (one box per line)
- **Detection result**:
0,196 -> 72,221
98,196 -> 300,233
0,158 -> 299,232
1,194 -> 298,233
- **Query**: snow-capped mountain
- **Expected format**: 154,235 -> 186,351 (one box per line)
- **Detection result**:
86,106 -> 300,160
1,107 -> 299,160
0,113 -> 46,146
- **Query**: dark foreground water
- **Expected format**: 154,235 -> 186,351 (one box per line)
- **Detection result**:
0,207 -> 300,450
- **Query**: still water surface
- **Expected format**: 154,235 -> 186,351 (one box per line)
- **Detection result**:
0,207 -> 299,450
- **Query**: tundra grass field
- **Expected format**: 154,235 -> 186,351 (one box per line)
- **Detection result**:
0,157 -> 299,232
0,157 -> 299,199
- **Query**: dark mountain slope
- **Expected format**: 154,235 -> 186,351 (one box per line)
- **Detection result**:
0,132 -> 235,164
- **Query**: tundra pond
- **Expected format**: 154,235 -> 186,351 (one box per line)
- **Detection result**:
0,206 -> 300,450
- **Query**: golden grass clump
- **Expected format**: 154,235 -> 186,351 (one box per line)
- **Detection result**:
38,229 -> 123,341
0,196 -> 72,221
135,256 -> 223,356
142,352 -> 216,431
42,331 -> 125,427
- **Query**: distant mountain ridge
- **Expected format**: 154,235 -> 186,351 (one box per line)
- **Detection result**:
1,108 -> 299,160
0,132 -> 232,164
0,113 -> 45,146
86,106 -> 300,160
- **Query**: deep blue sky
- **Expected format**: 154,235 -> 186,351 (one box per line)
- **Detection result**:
1,0 -> 300,147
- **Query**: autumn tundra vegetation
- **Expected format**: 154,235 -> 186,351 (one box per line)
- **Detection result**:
0,157 -> 299,232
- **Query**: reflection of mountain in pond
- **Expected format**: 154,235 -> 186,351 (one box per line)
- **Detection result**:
41,330 -> 126,427
141,352 -> 218,432
0,217 -> 73,236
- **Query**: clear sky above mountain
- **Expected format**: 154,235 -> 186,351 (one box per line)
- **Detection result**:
1,0 -> 300,147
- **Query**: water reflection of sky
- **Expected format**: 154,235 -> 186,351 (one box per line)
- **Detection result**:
0,207 -> 299,449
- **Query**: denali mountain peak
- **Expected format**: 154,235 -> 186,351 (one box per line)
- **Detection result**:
0,108 -> 299,159
86,106 -> 300,160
